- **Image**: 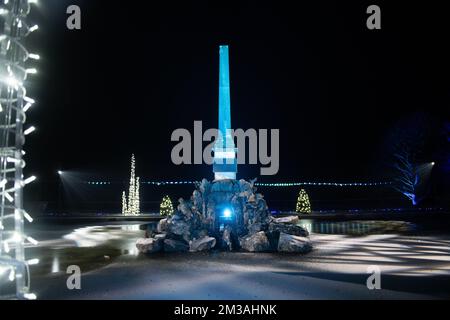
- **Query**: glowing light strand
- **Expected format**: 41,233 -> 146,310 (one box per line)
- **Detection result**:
121,154 -> 140,216
160,195 -> 174,216
0,0 -> 39,300
87,180 -> 393,187
296,189 -> 312,214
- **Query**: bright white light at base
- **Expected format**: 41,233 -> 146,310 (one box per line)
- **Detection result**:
223,208 -> 232,218
23,293 -> 37,300
431,162 -> 435,166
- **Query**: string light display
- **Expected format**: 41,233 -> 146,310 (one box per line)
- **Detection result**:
255,182 -> 393,187
134,176 -> 140,214
295,189 -> 312,214
128,154 -> 136,214
121,191 -> 127,215
159,195 -> 174,216
0,0 -> 39,300
87,180 -> 392,187
121,154 -> 141,216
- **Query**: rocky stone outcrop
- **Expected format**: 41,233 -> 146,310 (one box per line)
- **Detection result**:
166,216 -> 191,243
189,236 -> 216,252
247,222 -> 268,235
268,223 -> 309,237
277,232 -> 312,253
136,236 -> 164,253
271,215 -> 299,224
239,231 -> 271,252
136,179 -> 312,254
157,218 -> 168,233
221,225 -> 233,251
164,238 -> 189,252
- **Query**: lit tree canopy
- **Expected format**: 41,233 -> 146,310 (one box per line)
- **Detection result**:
122,154 -> 141,215
387,113 -> 435,206
296,189 -> 312,214
160,195 -> 174,216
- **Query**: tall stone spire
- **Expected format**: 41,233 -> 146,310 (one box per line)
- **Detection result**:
213,45 -> 237,180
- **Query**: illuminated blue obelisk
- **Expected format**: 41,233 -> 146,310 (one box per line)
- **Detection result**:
213,45 -> 237,180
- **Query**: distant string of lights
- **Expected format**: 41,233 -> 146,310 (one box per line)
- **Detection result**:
255,182 -> 393,187
84,180 -> 393,187
85,181 -> 197,186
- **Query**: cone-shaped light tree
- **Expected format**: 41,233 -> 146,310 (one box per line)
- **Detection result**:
160,195 -> 174,216
134,177 -> 140,214
122,154 -> 141,215
128,154 -> 136,213
296,189 -> 312,214
122,191 -> 128,215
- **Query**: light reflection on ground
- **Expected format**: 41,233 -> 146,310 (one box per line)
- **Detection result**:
304,234 -> 450,277
12,220 -> 450,299
64,225 -> 141,250
30,232 -> 450,299
25,224 -> 145,278
298,219 -> 415,236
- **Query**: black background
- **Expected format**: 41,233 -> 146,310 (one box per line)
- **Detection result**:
22,0 -> 450,212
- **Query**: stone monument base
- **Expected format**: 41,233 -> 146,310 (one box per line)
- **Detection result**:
136,179 -> 312,253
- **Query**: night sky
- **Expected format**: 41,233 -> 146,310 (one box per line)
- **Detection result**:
22,1 -> 450,210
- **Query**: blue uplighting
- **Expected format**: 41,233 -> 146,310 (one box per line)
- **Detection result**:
223,208 -> 232,218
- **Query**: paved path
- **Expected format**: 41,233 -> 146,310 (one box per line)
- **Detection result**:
33,233 -> 450,299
